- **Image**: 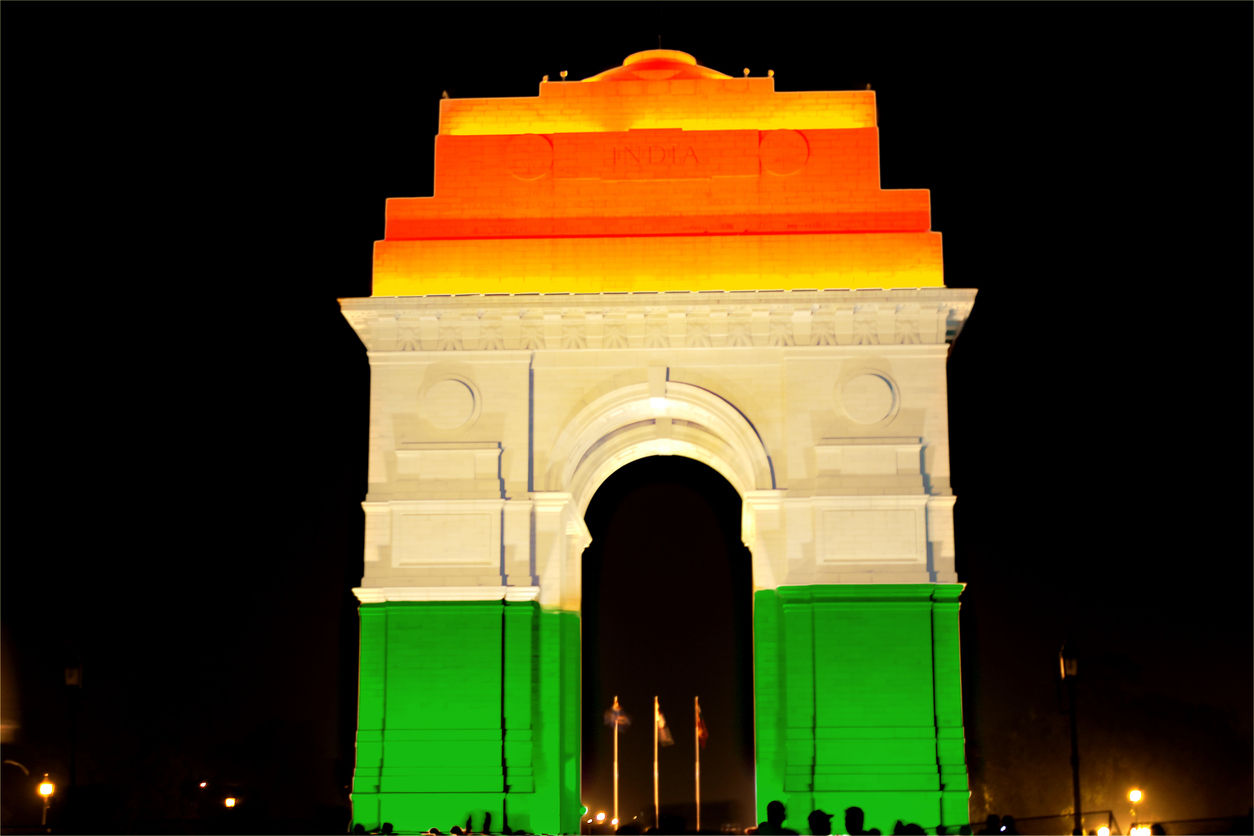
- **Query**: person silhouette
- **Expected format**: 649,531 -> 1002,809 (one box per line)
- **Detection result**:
758,801 -> 798,835
977,816 -> 1001,835
808,810 -> 834,836
845,807 -> 875,836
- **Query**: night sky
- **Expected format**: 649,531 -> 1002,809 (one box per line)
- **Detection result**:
3,4 -> 1250,834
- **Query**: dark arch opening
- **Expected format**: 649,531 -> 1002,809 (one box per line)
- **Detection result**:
581,455 -> 755,833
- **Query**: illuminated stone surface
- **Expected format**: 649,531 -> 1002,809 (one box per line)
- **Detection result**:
341,50 -> 975,834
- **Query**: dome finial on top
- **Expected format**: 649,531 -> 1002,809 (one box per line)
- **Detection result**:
582,50 -> 732,82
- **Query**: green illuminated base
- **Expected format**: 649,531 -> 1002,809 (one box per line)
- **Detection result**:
753,585 -> 971,834
352,601 -> 580,835
354,586 -> 970,834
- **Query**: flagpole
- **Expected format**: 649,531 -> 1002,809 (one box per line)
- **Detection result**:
653,696 -> 660,831
694,696 -> 701,833
613,696 -> 620,827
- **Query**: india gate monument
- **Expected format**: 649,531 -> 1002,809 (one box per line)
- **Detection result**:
338,50 -> 976,834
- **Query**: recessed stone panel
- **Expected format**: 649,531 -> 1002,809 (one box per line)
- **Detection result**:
395,513 -> 494,568
422,379 -> 476,429
841,373 -> 896,425
820,509 -> 920,563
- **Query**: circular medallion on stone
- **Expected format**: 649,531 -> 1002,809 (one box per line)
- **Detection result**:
840,373 -> 897,425
422,379 -> 476,429
760,130 -> 809,176
505,134 -> 554,180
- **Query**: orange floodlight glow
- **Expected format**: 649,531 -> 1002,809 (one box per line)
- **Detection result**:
371,50 -> 947,298
225,797 -> 236,808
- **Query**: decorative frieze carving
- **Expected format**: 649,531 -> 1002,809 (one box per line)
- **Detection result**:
340,289 -> 976,353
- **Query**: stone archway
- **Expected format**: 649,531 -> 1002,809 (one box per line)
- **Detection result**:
530,372 -> 781,617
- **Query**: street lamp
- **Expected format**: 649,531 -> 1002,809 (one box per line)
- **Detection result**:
1060,639 -> 1082,836
1130,789 -> 1143,828
225,797 -> 237,808
38,773 -> 55,829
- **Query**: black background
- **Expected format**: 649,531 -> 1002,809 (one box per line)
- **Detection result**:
2,3 -> 1250,833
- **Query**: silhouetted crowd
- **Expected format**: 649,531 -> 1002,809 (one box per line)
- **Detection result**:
354,797 -> 1240,835
355,800 -> 980,835
356,811 -> 537,836
746,801 -> 962,836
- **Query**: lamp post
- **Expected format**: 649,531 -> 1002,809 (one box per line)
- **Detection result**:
1060,640 -> 1081,836
38,773 -> 55,831
1129,789 -> 1143,830
65,658 -> 83,828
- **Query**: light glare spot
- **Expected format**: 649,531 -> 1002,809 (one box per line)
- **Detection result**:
225,797 -> 236,808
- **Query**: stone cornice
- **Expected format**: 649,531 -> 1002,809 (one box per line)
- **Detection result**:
352,586 -> 540,604
339,287 -> 976,353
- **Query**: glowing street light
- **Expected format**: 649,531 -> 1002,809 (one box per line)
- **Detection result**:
38,774 -> 54,828
612,818 -> 619,827
596,812 -> 606,822
1130,788 -> 1144,830
1130,827 -> 1151,836
225,797 -> 237,808
1097,828 -> 1110,836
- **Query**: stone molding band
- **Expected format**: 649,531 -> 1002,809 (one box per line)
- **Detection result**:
352,586 -> 541,604
340,288 -> 976,353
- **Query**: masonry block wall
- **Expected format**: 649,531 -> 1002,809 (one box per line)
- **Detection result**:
340,49 -> 976,834
753,586 -> 968,834
353,601 -> 580,835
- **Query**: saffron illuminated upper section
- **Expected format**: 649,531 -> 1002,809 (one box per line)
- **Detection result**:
439,50 -> 875,135
373,51 -> 944,296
